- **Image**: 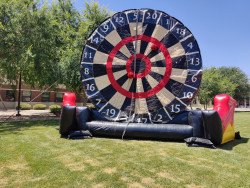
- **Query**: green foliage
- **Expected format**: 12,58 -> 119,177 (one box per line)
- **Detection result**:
217,67 -> 250,101
49,104 -> 61,114
0,0 -> 110,94
18,103 -> 32,110
82,1 -> 110,37
198,67 -> 237,109
33,104 -> 47,110
198,66 -> 249,108
0,0 -> 61,86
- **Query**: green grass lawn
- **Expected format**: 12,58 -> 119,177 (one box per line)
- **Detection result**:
0,112 -> 249,188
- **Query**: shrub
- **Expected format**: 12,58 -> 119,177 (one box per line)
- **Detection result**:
33,104 -> 47,110
17,103 -> 32,110
50,104 -> 61,114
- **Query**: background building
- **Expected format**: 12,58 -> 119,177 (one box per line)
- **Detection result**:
0,82 -> 85,109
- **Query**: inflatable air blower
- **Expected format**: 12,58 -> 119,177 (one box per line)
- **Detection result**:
213,94 -> 237,144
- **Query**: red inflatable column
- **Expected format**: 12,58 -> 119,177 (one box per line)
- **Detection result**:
62,92 -> 76,106
213,94 -> 237,144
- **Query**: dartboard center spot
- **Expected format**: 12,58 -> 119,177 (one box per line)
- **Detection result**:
126,54 -> 151,79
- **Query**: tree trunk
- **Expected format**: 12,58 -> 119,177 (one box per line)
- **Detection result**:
16,72 -> 22,116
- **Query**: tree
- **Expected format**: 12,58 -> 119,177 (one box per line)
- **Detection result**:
217,67 -> 250,103
198,67 -> 237,109
0,0 -> 34,86
0,0 -> 110,95
0,0 -> 64,88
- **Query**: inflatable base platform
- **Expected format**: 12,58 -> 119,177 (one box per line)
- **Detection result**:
59,94 -> 238,148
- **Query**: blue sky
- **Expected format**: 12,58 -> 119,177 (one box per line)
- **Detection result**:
73,0 -> 250,78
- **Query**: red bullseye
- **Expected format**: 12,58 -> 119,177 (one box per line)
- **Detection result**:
126,54 -> 151,79
106,34 -> 172,99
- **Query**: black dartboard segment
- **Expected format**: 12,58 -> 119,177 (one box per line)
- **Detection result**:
81,9 -> 202,122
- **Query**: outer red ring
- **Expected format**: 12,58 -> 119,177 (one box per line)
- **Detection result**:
126,54 -> 151,78
106,35 -> 172,99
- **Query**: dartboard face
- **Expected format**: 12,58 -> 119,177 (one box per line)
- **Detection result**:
81,9 -> 202,123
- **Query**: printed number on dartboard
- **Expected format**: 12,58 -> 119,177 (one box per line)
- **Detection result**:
104,108 -> 116,118
146,12 -> 158,20
86,84 -> 95,91
170,104 -> 181,113
83,52 -> 92,59
156,114 -> 163,122
189,57 -> 200,66
115,16 -> 124,25
176,28 -> 186,36
100,24 -> 109,33
136,117 -> 148,123
84,68 -> 90,75
183,92 -> 193,99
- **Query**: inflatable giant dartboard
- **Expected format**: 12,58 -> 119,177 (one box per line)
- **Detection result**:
81,9 -> 202,123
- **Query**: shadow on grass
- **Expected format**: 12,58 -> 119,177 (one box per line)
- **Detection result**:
218,137 -> 249,150
0,120 -> 59,134
88,135 -> 186,145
